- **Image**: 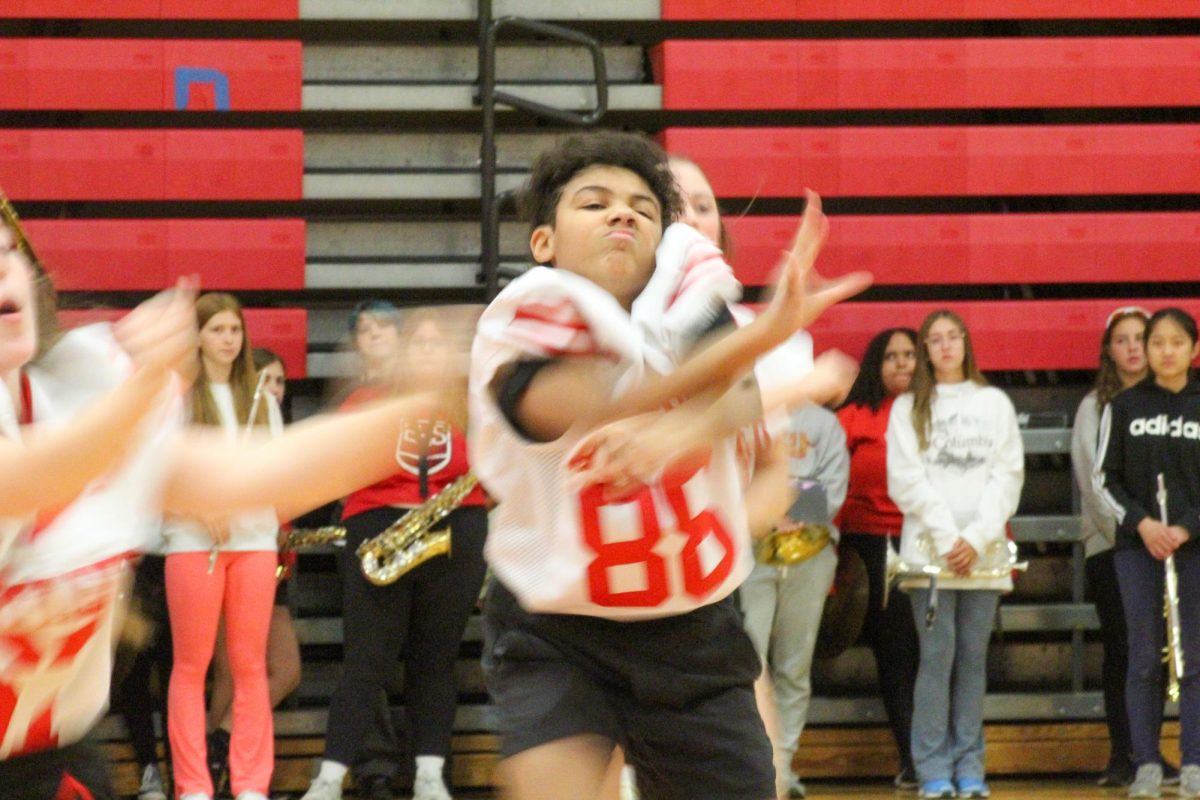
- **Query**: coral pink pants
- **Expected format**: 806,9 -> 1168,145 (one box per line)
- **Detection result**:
166,550 -> 276,797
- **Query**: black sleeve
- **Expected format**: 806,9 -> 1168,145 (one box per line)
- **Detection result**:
494,357 -> 556,441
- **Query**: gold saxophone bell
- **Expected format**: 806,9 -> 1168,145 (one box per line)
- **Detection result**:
756,522 -> 831,566
357,472 -> 478,586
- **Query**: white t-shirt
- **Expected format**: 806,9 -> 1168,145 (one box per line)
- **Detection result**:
161,381 -> 282,554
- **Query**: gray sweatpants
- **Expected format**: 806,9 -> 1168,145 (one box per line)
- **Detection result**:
739,544 -> 838,772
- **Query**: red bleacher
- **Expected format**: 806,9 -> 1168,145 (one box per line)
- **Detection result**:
0,1 -> 297,19
0,129 -> 303,200
59,307 -> 308,378
804,299 -> 1200,371
23,219 -> 306,291
661,1 -> 1200,20
725,212 -> 1200,287
661,125 -> 1200,197
653,38 -> 1200,110
0,40 -> 301,111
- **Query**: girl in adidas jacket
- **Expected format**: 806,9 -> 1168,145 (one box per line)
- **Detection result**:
886,309 -> 1024,800
1096,307 -> 1200,797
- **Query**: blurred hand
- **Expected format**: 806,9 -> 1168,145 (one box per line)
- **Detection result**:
804,349 -> 859,407
757,190 -> 872,345
114,276 -> 199,382
567,411 -> 666,501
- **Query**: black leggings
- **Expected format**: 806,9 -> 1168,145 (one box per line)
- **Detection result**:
324,504 -> 488,765
110,554 -> 173,771
838,532 -> 920,772
1085,548 -> 1133,767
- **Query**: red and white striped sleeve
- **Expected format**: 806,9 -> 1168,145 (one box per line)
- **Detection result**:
506,296 -> 600,359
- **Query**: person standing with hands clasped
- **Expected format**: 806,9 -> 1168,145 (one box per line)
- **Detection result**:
1096,307 -> 1200,799
886,310 -> 1024,800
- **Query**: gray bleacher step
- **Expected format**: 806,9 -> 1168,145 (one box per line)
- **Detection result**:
305,44 -> 646,84
998,603 -> 1099,632
1010,515 -> 1080,543
304,83 -> 660,112
293,614 -> 484,646
304,171 -> 527,201
793,692 -> 1106,725
306,219 -> 529,289
303,132 -> 556,200
299,0 -> 660,21
1022,428 -> 1072,454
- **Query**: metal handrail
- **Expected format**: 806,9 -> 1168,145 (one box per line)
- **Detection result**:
477,0 -> 609,298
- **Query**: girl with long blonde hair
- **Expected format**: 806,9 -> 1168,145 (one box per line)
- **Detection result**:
886,309 -> 1024,800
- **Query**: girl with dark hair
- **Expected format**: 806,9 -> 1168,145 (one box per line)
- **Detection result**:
835,327 -> 921,789
886,310 -> 1024,800
1096,307 -> 1200,799
1072,307 -> 1149,787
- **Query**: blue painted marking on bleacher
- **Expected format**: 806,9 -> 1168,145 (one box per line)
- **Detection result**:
174,67 -> 231,111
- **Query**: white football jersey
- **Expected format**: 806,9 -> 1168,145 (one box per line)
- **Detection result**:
0,324 -> 180,757
469,266 -> 754,620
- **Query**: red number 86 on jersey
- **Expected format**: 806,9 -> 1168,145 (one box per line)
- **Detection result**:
578,454 -> 737,608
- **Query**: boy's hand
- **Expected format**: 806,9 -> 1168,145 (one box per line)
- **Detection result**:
114,276 -> 199,383
759,190 -> 872,344
567,411 -> 670,501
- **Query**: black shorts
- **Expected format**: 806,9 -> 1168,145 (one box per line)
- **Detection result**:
0,738 -> 114,800
483,581 -> 774,800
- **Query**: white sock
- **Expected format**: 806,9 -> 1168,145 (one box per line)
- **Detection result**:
415,755 -> 445,778
317,760 -> 348,784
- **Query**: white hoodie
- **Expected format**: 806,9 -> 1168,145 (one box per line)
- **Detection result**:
886,381 -> 1024,591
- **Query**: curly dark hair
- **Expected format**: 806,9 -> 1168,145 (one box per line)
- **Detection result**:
518,131 -> 683,244
840,327 -> 919,413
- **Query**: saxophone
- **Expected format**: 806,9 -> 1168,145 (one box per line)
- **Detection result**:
1158,473 -> 1185,703
357,472 -> 478,586
756,522 -> 831,566
282,526 -> 347,551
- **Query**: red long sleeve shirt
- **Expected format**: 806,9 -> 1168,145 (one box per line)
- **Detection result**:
835,395 -> 903,537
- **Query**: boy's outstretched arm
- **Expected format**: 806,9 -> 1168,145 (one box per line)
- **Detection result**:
570,349 -> 858,492
603,190 -> 869,422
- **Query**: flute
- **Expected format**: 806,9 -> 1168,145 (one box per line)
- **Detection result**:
1158,473 -> 1185,703
208,369 -> 271,574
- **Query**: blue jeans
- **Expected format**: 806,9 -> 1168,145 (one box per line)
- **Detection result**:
1114,545 -> 1200,767
908,588 -> 1000,783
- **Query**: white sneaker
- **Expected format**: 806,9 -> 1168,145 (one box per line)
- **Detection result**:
179,794 -> 212,800
412,770 -> 452,800
137,764 -> 167,800
299,776 -> 344,800
235,793 -> 270,800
